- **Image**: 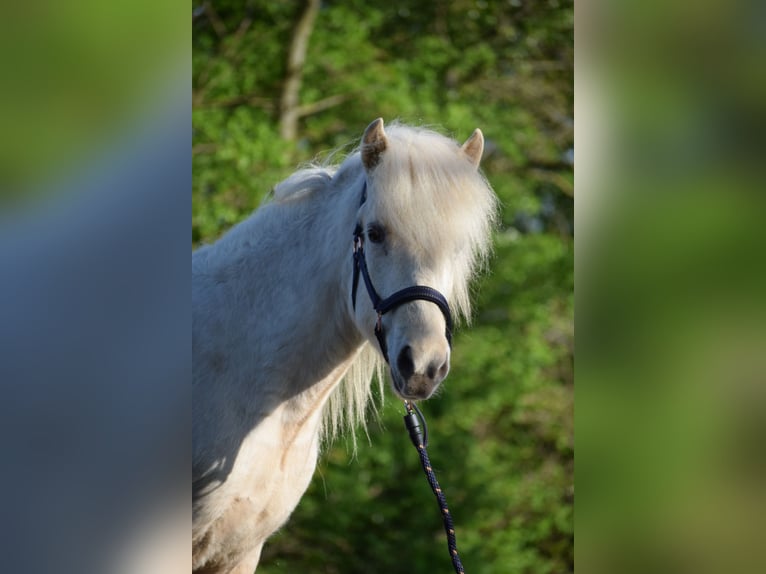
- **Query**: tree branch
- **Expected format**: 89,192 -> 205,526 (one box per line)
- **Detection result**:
528,169 -> 574,198
202,1 -> 227,38
294,94 -> 350,118
194,94 -> 275,111
279,0 -> 321,140
192,143 -> 218,156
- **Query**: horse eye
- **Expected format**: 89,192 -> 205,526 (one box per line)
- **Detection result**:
367,224 -> 385,244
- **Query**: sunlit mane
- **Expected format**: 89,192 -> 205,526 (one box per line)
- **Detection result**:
272,167 -> 334,202
271,164 -> 385,447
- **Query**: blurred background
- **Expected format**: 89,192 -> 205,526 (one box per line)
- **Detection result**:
193,1 -> 574,573
0,1 -> 186,199
0,3 -> 189,573
577,1 -> 766,573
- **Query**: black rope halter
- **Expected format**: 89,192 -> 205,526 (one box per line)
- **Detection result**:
351,181 -> 466,574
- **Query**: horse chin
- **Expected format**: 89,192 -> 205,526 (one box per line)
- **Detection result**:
389,372 -> 437,400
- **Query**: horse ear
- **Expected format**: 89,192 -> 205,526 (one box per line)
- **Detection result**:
361,118 -> 388,170
461,128 -> 484,168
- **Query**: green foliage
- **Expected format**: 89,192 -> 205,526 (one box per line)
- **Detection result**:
193,1 -> 572,571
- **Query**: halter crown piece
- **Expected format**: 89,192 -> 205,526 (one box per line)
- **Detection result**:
351,181 -> 453,363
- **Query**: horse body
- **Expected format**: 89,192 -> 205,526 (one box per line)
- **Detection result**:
192,169 -> 364,572
193,119 -> 496,573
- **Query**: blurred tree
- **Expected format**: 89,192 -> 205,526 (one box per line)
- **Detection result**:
193,1 -> 573,572
279,0 -> 321,140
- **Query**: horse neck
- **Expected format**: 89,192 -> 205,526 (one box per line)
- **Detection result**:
287,183 -> 363,366
224,172 -> 365,403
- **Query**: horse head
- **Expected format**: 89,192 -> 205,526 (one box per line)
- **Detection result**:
351,118 -> 492,400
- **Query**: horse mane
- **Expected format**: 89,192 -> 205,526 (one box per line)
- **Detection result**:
268,123 -> 498,449
266,161 -> 385,450
362,122 -> 498,323
272,167 -> 335,202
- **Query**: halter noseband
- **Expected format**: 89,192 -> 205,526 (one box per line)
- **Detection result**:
351,182 -> 453,363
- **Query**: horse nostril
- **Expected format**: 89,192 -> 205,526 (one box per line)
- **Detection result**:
427,357 -> 450,383
396,345 -> 415,379
437,359 -> 449,380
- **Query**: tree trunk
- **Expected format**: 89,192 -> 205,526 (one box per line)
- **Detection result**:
279,0 -> 320,141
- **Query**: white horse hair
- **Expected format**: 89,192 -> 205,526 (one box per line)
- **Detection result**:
192,119 -> 498,573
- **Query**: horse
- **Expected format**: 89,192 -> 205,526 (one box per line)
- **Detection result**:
192,118 -> 498,573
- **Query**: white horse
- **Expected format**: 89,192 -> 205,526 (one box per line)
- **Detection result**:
192,118 -> 497,573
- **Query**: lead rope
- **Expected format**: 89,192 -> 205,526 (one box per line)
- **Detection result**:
403,400 -> 466,574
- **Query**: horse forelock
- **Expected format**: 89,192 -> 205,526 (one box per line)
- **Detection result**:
362,124 -> 499,322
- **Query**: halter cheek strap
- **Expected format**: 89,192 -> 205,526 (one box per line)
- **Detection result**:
351,183 -> 453,363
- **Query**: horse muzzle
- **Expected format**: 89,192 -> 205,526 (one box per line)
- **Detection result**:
390,344 -> 450,400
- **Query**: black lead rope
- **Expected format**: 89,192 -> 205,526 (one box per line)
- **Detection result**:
403,400 -> 466,574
